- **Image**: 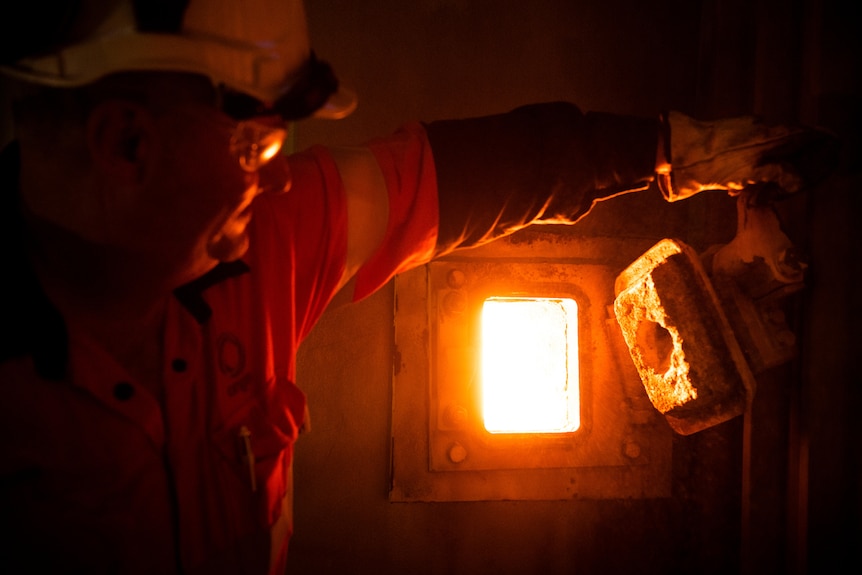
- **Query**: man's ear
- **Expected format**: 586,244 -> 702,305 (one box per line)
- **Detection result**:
86,99 -> 154,184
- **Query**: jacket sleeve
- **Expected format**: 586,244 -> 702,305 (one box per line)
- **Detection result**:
424,101 -> 663,256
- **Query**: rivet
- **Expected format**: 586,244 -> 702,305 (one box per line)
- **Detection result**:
447,269 -> 466,289
448,442 -> 468,464
623,441 -> 641,459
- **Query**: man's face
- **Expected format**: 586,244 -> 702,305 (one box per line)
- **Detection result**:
17,73 -> 292,293
127,95 -> 291,288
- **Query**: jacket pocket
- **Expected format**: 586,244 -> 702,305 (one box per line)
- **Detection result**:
212,378 -> 304,526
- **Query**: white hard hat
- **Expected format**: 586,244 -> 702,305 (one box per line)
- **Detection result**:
0,0 -> 356,120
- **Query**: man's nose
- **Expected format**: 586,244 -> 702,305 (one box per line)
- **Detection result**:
257,153 -> 292,195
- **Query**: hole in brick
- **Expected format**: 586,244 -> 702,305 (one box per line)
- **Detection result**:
637,319 -> 674,375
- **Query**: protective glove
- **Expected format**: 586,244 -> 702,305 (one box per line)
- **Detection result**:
657,111 -> 838,202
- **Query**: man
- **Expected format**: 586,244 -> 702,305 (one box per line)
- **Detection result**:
0,1 -> 828,573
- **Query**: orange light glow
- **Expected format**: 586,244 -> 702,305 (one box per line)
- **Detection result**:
258,138 -> 284,164
481,297 -> 580,434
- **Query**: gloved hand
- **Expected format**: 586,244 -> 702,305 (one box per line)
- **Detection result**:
657,111 -> 838,202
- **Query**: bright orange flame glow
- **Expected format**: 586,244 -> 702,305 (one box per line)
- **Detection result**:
258,138 -> 284,164
481,297 -> 580,434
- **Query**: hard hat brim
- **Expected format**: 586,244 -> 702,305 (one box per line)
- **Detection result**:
0,31 -> 357,121
313,83 -> 357,120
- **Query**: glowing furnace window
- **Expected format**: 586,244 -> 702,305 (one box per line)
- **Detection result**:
481,297 -> 580,434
